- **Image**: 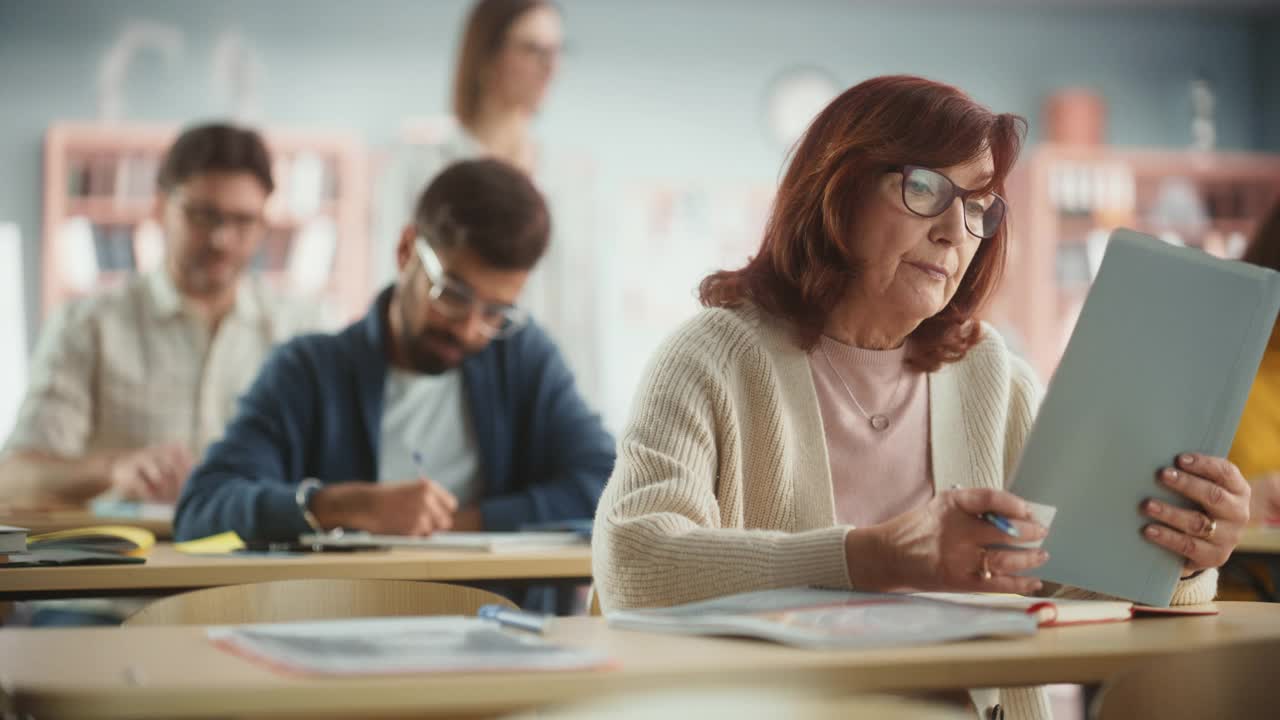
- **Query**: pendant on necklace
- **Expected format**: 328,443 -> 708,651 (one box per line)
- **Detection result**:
869,415 -> 890,431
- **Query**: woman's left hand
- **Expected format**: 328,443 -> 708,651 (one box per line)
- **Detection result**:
1141,453 -> 1251,577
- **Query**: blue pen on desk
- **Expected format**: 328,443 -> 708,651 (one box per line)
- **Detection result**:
981,511 -> 1021,538
478,604 -> 551,634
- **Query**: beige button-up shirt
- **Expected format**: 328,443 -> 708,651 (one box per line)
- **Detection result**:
5,272 -> 322,461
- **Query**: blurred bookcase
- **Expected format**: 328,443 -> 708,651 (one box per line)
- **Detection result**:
41,122 -> 371,320
990,143 -> 1280,382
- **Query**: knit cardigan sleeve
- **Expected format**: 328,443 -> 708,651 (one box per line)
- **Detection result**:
1004,352 -> 1220,606
591,312 -> 851,611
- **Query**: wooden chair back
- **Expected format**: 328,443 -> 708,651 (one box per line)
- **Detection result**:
586,584 -> 603,616
125,579 -> 515,626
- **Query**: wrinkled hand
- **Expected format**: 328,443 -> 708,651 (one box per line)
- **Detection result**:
1249,472 -> 1280,526
312,479 -> 458,536
107,443 -> 192,501
872,487 -> 1049,594
1141,453 -> 1250,575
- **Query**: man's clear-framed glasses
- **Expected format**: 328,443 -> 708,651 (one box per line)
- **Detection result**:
414,237 -> 527,339
179,202 -> 264,236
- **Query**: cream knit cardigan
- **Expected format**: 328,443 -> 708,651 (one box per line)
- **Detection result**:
593,304 -> 1218,720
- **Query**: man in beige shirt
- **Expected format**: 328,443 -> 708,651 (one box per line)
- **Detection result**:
0,123 -> 320,508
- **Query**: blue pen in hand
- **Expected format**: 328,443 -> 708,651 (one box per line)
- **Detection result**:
478,604 -> 551,634
980,511 -> 1021,538
412,451 -> 428,480
949,485 -> 1021,539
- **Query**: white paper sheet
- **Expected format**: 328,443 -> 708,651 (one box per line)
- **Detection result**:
208,616 -> 610,675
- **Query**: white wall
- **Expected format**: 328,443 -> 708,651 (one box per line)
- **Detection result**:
0,0 -> 1275,428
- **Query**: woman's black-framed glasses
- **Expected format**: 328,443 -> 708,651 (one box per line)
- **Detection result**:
414,237 -> 528,340
895,165 -> 1007,240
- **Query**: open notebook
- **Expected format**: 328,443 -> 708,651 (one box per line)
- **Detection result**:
1011,229 -> 1280,607
913,593 -> 1219,627
606,588 -> 1038,649
26,525 -> 155,557
299,530 -> 587,553
2,525 -> 156,567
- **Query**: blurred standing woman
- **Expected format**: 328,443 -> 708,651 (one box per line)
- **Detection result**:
1230,200 -> 1280,524
594,76 -> 1247,720
377,0 -> 601,397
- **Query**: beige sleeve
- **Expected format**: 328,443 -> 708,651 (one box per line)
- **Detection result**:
5,301 -> 98,457
591,326 -> 850,612
1003,351 -> 1044,486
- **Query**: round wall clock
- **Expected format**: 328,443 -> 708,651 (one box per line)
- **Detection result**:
764,66 -> 840,147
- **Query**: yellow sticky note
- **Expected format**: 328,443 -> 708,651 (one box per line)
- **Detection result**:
173,531 -> 245,554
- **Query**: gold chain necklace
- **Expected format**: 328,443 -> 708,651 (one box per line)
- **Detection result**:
818,342 -> 904,432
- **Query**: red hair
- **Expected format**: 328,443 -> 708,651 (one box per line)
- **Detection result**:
699,75 -> 1026,371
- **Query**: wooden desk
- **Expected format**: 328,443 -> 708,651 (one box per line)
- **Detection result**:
0,543 -> 593,600
0,509 -> 173,539
1,602 -> 1276,719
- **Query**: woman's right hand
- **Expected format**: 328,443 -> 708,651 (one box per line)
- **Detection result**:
848,487 -> 1050,594
107,443 -> 193,502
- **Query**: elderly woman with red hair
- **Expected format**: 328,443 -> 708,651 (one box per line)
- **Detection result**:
593,76 -> 1249,719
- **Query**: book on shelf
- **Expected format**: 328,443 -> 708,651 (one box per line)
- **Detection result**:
66,153 -> 157,203
44,123 -> 372,321
112,153 -> 159,204
59,216 -> 99,292
605,587 -> 1039,650
91,224 -> 135,271
286,216 -> 336,293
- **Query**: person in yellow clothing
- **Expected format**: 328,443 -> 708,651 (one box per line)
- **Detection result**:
1231,201 -> 1280,525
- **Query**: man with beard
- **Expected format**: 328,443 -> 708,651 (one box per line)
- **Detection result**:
174,159 -> 614,546
0,123 -> 319,508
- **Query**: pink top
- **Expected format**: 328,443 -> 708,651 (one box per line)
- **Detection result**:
809,335 -> 933,527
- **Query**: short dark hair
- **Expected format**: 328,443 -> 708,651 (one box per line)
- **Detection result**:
413,158 -> 550,270
156,122 -> 274,194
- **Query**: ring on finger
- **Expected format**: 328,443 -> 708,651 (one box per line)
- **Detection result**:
978,550 -> 993,582
1201,517 -> 1217,540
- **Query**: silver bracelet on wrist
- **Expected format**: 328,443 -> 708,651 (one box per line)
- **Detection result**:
295,478 -> 324,532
